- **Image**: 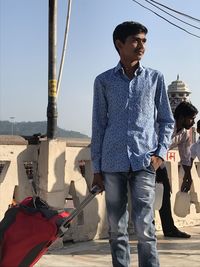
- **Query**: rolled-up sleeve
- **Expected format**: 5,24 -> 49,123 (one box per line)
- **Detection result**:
91,77 -> 108,173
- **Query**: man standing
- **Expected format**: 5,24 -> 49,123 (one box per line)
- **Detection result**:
156,101 -> 198,238
91,21 -> 174,267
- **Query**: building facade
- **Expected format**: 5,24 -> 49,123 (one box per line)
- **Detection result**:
168,74 -> 191,113
168,75 -> 196,143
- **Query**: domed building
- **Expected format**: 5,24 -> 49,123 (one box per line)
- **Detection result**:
168,75 -> 196,142
167,75 -> 191,113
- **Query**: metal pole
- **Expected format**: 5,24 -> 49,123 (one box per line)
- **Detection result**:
10,116 -> 15,135
47,0 -> 58,139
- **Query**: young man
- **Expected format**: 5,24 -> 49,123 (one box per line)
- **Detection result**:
156,101 -> 198,238
191,120 -> 200,161
91,21 -> 174,267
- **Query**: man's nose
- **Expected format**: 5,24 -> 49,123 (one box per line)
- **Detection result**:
138,41 -> 145,48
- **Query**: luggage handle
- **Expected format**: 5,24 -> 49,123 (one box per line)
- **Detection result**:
58,185 -> 101,237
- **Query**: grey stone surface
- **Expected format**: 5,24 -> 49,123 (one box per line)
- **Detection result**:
35,225 -> 200,267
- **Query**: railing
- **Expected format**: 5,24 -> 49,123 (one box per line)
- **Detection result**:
0,135 -> 200,242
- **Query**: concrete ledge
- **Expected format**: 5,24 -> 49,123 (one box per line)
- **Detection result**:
64,138 -> 91,147
0,135 -> 28,145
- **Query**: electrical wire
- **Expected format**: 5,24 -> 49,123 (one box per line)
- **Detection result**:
148,0 -> 200,23
131,0 -> 200,39
57,0 -> 72,96
144,0 -> 200,30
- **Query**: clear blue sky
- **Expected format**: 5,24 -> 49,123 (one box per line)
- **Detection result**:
0,0 -> 200,136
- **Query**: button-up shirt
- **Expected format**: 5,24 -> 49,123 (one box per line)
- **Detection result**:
91,62 -> 174,173
169,126 -> 192,166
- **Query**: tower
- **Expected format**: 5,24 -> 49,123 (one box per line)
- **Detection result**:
167,75 -> 191,113
168,75 -> 196,143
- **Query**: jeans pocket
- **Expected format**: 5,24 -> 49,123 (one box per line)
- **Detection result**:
146,163 -> 156,174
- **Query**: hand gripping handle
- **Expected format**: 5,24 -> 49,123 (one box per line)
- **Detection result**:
58,185 -> 101,236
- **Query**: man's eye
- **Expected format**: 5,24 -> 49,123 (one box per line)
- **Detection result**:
132,38 -> 146,44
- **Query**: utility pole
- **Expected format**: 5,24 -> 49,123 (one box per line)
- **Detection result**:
47,0 -> 58,139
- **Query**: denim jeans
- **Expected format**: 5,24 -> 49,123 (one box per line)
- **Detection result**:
103,168 -> 159,267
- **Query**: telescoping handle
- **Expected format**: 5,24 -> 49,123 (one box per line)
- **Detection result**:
58,185 -> 101,237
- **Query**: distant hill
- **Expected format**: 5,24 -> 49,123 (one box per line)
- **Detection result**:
0,121 -> 89,139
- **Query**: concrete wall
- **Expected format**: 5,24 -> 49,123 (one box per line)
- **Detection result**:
154,151 -> 200,230
0,135 -> 200,242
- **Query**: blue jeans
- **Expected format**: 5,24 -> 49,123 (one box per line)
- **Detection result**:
103,168 -> 159,267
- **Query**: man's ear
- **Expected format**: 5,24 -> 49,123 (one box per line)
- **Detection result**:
115,39 -> 123,51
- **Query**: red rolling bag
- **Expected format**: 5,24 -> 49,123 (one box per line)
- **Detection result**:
0,186 -> 100,267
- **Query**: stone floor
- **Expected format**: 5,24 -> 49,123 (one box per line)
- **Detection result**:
35,225 -> 200,267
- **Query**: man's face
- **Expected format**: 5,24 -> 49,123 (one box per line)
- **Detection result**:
117,33 -> 146,61
182,115 -> 196,130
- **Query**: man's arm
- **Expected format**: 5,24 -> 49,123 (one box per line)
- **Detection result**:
178,132 -> 193,192
91,77 -> 108,191
190,142 -> 197,161
154,73 -> 175,161
181,164 -> 192,192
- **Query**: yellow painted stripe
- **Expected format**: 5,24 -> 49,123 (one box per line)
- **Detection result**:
49,79 -> 57,97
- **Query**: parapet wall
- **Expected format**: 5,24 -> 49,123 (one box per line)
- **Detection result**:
0,136 -> 200,241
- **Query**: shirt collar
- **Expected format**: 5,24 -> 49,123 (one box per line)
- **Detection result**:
114,61 -> 144,76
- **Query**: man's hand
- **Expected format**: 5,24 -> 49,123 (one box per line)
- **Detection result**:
92,173 -> 105,193
151,155 -> 163,171
181,165 -> 193,192
181,174 -> 192,192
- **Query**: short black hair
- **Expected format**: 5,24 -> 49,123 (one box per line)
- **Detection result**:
113,21 -> 148,52
174,101 -> 198,120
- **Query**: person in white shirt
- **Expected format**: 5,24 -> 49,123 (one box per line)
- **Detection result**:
156,101 -> 198,238
191,120 -> 200,161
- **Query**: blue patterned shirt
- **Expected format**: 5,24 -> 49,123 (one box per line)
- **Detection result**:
91,62 -> 174,173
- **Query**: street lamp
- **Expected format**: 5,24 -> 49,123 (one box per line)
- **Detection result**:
9,116 -> 15,135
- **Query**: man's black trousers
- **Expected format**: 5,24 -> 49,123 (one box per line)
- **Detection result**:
156,166 -> 176,234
